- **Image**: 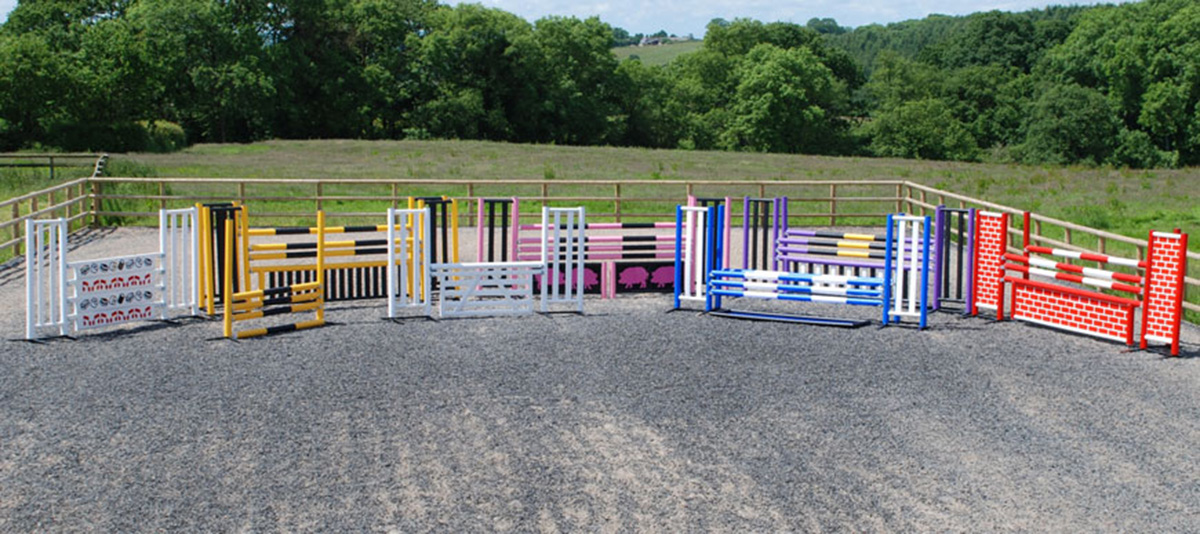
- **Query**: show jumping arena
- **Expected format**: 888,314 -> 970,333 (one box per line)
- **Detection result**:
3,204 -> 1199,530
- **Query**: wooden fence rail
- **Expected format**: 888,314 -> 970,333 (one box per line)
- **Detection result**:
3,175 -> 1196,319
0,153 -> 107,181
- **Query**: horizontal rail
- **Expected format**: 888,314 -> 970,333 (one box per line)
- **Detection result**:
0,212 -> 89,251
0,178 -> 90,209
0,153 -> 102,159
92,177 -> 909,187
0,197 -> 90,230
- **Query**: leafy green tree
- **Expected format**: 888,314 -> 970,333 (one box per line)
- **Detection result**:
656,49 -> 737,150
1018,84 -> 1118,165
944,65 -> 1031,150
0,33 -> 69,149
868,98 -> 977,160
923,11 -> 1036,71
613,59 -> 680,148
508,16 -> 623,145
725,44 -> 846,153
126,0 -> 275,142
806,18 -> 846,35
407,4 -> 530,140
1112,128 -> 1178,168
1040,0 -> 1200,164
864,52 -> 941,109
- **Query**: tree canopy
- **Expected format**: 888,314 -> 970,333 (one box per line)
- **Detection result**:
0,0 -> 1196,168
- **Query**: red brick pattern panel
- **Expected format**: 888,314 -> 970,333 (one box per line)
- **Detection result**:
972,212 -> 1008,314
1142,232 -> 1187,354
1011,281 -> 1134,344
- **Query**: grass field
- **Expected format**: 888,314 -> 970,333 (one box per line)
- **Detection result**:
3,138 -> 1198,319
119,139 -> 1200,246
612,40 -> 703,66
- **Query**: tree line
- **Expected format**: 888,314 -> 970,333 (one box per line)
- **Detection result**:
1,0 -> 1197,168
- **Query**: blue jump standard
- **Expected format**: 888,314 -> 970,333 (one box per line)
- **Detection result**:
708,309 -> 871,328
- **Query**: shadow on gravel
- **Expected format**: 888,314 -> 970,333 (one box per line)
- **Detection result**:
9,316 -> 214,344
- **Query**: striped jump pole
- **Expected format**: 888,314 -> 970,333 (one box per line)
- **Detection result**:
512,200 -> 681,298
705,266 -> 884,326
224,212 -> 327,339
784,228 -> 886,242
1000,243 -> 1146,344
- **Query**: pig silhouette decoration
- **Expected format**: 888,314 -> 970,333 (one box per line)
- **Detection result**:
618,266 -> 649,289
537,266 -> 599,293
581,267 -> 599,291
650,266 -> 675,288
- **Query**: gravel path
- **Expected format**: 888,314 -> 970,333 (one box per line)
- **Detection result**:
2,229 -> 1198,531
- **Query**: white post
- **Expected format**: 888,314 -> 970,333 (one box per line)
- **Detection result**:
57,219 -> 67,336
908,219 -> 919,315
189,208 -> 199,316
159,209 -> 169,320
25,219 -> 35,341
387,207 -> 398,318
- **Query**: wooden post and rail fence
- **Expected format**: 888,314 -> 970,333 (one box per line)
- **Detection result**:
2,174 -> 1197,320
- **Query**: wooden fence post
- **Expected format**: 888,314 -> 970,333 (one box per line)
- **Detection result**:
614,183 -> 621,223
11,203 -> 20,257
829,184 -> 837,226
91,180 -> 101,227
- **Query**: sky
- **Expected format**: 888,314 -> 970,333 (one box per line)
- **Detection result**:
0,0 -> 1126,36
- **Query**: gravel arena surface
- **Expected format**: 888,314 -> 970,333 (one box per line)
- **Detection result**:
2,228 -> 1199,531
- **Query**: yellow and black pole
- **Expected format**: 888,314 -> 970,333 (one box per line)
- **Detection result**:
222,217 -> 234,338
315,210 -> 326,326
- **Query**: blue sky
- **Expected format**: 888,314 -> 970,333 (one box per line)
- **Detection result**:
0,1 -> 1125,35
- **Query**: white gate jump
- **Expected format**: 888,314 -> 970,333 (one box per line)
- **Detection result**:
25,208 -> 200,340
540,206 -> 585,313
431,261 -> 544,318
386,207 -> 432,318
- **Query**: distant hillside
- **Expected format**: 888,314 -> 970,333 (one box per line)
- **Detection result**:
612,40 -> 703,66
825,5 -> 1091,74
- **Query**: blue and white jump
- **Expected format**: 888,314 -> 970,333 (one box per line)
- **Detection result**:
676,206 -> 932,328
